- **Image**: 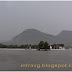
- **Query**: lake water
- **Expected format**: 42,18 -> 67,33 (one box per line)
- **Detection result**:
0,48 -> 72,71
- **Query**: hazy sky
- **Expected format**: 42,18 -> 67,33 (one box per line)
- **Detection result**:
0,1 -> 72,41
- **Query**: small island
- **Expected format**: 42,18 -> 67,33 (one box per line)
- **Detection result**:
0,41 -> 65,51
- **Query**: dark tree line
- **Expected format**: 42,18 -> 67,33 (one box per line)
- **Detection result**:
0,41 -> 64,50
0,43 -> 38,49
51,44 -> 64,49
38,41 -> 50,51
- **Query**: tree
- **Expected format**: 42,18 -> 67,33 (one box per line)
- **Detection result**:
38,41 -> 44,50
52,44 -> 56,49
38,41 -> 50,51
20,45 -> 25,48
60,44 -> 64,48
0,44 -> 3,48
44,42 -> 50,51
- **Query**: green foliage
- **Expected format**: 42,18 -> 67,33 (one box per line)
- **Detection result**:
51,44 -> 64,49
60,44 -> 64,47
31,45 -> 38,49
38,41 -> 50,50
0,42 -> 64,50
38,41 -> 44,49
44,42 -> 50,50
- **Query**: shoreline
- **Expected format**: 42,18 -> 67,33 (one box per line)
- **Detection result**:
0,48 -> 38,50
0,48 -> 66,51
0,48 -> 71,51
50,48 -> 65,50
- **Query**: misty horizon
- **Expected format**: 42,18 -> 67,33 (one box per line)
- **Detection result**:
0,28 -> 72,42
0,1 -> 72,41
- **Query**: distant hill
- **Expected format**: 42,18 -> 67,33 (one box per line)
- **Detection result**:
3,29 -> 72,47
3,29 -> 55,45
54,30 -> 72,47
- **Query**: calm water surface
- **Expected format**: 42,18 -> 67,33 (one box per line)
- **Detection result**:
0,48 -> 72,71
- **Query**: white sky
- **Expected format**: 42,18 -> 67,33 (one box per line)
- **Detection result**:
0,1 -> 72,41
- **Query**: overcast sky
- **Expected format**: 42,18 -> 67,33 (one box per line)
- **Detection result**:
0,1 -> 72,41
